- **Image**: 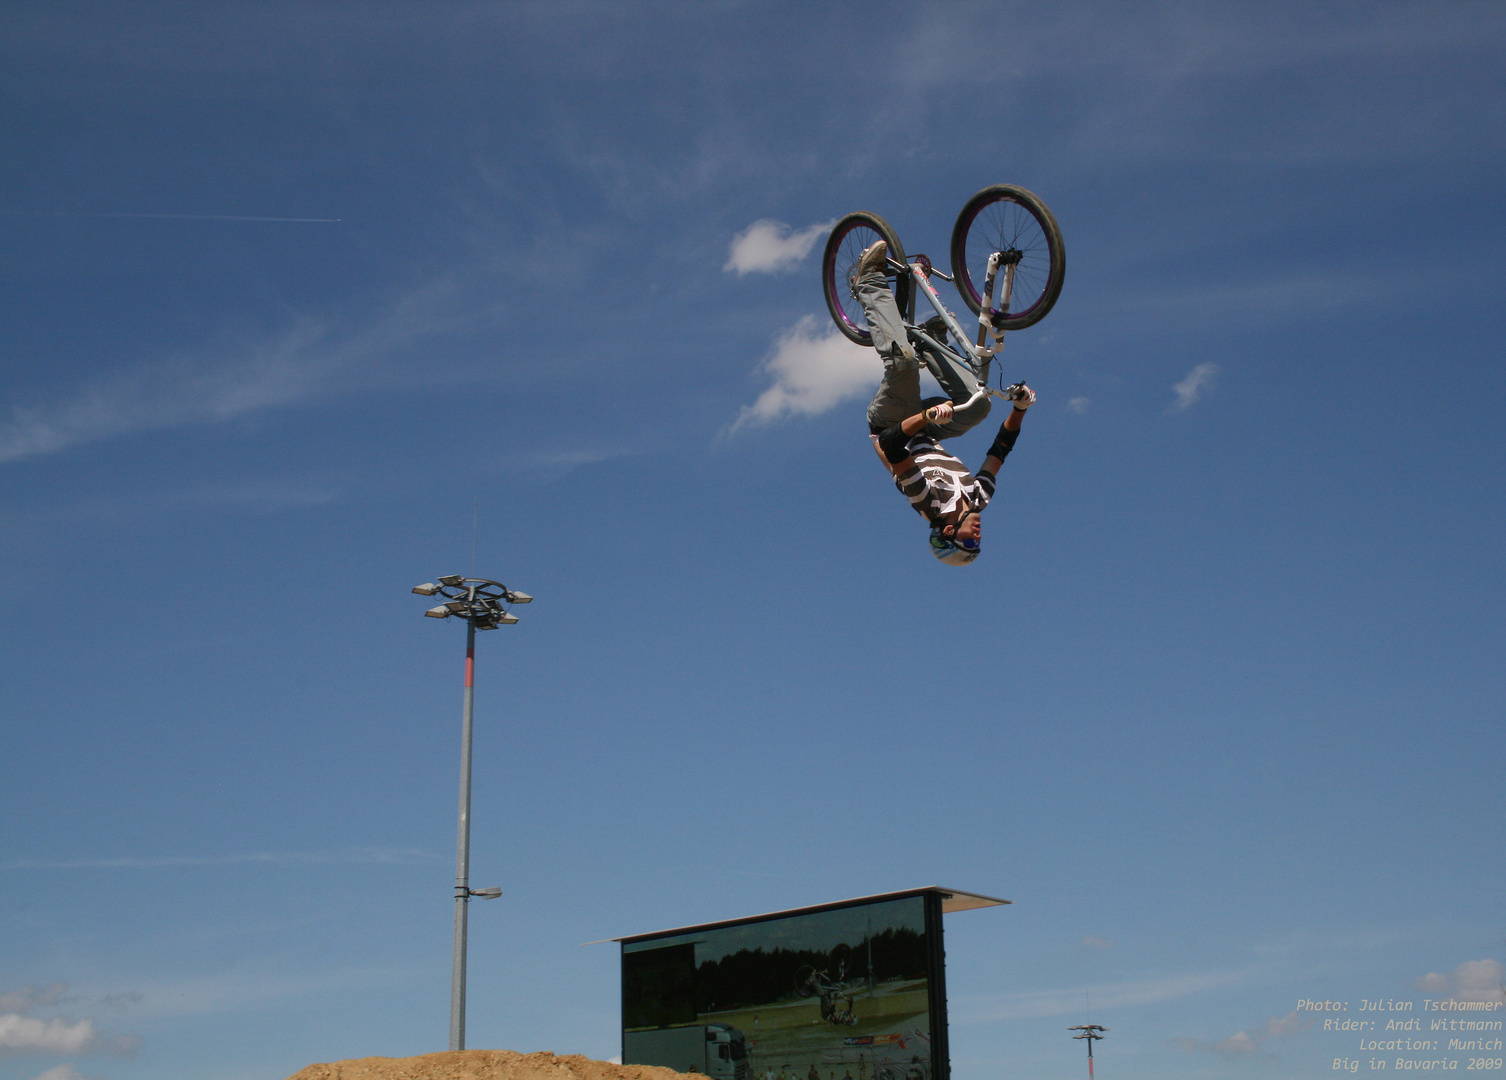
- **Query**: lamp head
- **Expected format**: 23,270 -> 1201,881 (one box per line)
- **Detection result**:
412,583 -> 440,596
424,606 -> 451,619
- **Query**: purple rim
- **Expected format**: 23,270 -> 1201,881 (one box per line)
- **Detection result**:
825,220 -> 885,342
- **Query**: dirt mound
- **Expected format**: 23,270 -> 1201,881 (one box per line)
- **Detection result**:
287,1050 -> 692,1080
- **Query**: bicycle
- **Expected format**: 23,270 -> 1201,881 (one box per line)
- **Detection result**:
793,963 -> 860,1026
820,185 -> 1065,413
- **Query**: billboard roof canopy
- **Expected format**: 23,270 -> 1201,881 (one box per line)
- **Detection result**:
605,886 -> 1011,945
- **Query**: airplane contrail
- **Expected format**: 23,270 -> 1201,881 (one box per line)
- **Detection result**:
3,210 -> 342,222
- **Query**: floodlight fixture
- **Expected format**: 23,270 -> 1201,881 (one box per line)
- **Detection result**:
1069,1024 -> 1109,1080
410,573 -> 532,1052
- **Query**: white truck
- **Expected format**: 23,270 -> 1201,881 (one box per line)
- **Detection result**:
624,1023 -> 750,1080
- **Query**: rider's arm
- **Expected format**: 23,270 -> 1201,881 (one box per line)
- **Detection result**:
874,402 -> 954,475
978,405 -> 1024,481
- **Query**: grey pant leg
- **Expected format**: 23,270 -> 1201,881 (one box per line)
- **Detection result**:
857,271 -> 924,432
854,271 -> 912,363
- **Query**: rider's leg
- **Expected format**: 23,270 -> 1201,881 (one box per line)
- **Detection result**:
917,338 -> 992,439
854,265 -> 914,365
857,269 -> 924,434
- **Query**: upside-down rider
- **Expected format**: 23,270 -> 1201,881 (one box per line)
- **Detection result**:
854,239 -> 1034,566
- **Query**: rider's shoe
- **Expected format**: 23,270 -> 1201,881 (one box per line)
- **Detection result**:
855,239 -> 888,278
917,314 -> 950,343
1005,382 -> 1036,410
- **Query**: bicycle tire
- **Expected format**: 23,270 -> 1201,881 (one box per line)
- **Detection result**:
821,211 -> 909,346
948,185 -> 1064,331
794,966 -> 818,998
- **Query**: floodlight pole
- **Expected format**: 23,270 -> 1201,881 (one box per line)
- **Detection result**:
1069,1025 -> 1108,1080
412,576 -> 532,1052
451,616 -> 476,1052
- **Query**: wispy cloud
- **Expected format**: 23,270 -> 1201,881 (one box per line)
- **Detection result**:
31,1066 -> 92,1080
0,274 -> 485,466
1170,362 -> 1219,411
0,318 -> 334,464
110,961 -> 418,1020
0,847 -> 436,871
2,211 -> 341,223
0,987 -> 66,1014
955,967 -> 1253,1023
1415,959 -> 1506,1005
728,316 -> 877,433
1173,1009 -> 1310,1056
1066,397 -> 1090,414
723,219 -> 833,275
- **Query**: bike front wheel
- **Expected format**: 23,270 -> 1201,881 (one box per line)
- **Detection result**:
949,185 -> 1064,331
793,965 -> 819,998
822,212 -> 909,346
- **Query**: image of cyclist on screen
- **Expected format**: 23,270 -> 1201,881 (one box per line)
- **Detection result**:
852,240 -> 1034,567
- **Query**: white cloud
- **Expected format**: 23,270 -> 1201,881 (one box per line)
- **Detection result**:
1066,397 -> 1090,414
0,1014 -> 96,1055
1264,1010 -> 1307,1037
728,316 -> 878,433
723,219 -> 833,275
32,1066 -> 91,1080
1212,1030 -> 1258,1053
1170,362 -> 1219,411
1415,959 -> 1506,1004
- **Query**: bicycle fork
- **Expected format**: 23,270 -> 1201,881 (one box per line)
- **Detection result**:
974,250 -> 1020,350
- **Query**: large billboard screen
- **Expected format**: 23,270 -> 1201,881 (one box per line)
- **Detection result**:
622,893 -> 946,1080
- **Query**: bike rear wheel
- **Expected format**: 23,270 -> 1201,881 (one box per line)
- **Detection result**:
949,185 -> 1064,331
822,212 -> 909,346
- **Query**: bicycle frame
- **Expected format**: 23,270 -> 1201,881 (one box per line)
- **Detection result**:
887,253 -> 1019,413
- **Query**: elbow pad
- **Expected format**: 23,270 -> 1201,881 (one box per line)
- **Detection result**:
987,424 -> 1019,461
877,422 -> 911,465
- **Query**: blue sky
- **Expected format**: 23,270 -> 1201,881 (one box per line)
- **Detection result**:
2,3 -> 1503,1080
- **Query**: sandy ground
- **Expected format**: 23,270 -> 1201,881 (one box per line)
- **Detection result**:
287,1050 -> 693,1080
